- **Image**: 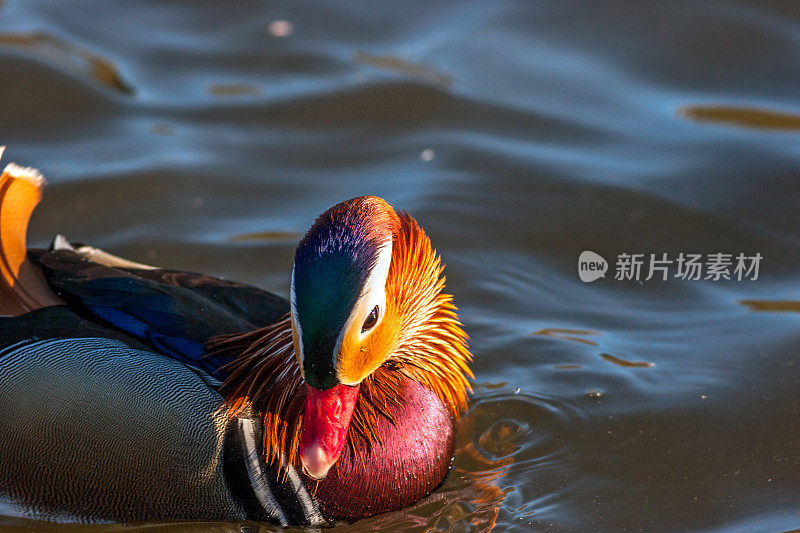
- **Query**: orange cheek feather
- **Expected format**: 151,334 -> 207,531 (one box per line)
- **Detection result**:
338,306 -> 400,384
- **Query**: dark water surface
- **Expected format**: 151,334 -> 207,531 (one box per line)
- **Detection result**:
2,1 -> 800,531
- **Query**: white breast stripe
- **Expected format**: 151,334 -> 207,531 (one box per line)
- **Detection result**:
240,417 -> 288,525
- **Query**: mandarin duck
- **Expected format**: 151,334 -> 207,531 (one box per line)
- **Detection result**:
0,151 -> 473,525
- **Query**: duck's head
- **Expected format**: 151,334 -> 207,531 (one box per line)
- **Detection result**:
213,195 -> 472,480
290,196 -> 404,478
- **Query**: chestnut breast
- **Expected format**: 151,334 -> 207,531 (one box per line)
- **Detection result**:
306,378 -> 455,521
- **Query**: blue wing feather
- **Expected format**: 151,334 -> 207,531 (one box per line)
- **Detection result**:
32,248 -> 289,378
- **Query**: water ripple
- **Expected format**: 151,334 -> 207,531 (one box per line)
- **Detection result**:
679,104 -> 800,131
458,388 -> 582,472
354,51 -> 452,87
0,32 -> 131,93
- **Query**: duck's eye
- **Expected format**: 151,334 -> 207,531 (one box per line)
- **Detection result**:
361,305 -> 379,333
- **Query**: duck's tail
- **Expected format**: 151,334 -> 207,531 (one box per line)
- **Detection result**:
0,147 -> 63,315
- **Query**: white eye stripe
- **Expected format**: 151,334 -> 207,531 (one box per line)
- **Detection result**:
333,240 -> 393,381
289,266 -> 304,368
354,242 -> 392,340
